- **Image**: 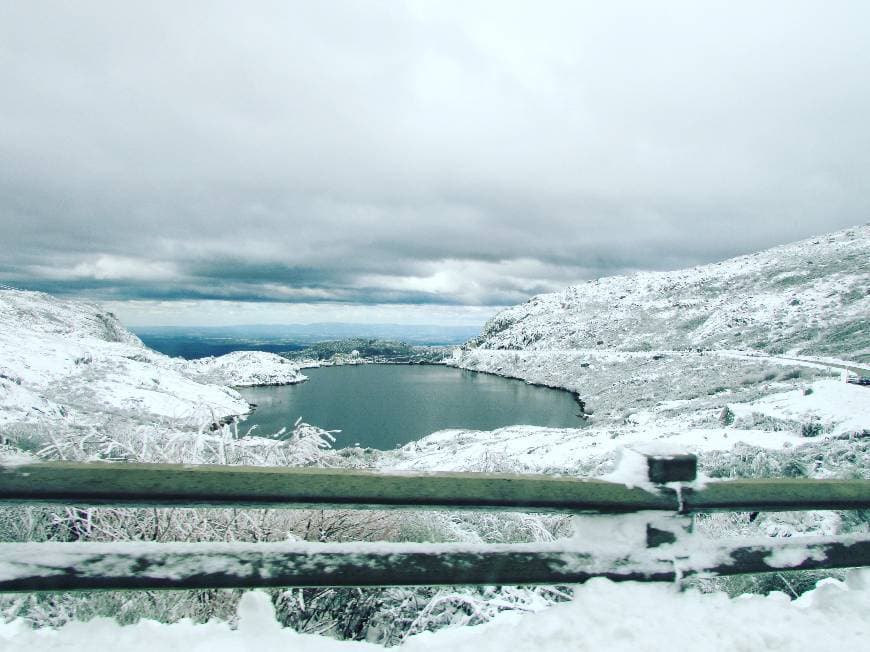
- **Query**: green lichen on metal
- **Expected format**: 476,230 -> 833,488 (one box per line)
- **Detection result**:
686,478 -> 870,513
2,462 -> 868,515
0,462 -> 676,513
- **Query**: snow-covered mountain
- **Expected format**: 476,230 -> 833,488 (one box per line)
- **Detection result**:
0,289 -> 305,437
423,226 -> 870,475
474,224 -> 869,361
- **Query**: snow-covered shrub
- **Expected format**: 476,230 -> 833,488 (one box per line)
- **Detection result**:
700,439 -> 870,483
26,415 -> 335,468
778,368 -> 804,381
693,567 -> 845,599
800,418 -> 825,437
731,411 -> 796,432
0,417 -> 388,634
399,585 -> 569,640
692,436 -> 869,600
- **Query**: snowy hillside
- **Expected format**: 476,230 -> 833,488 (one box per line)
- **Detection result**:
425,227 -> 870,477
0,289 -> 305,438
186,350 -> 307,387
474,224 -> 869,361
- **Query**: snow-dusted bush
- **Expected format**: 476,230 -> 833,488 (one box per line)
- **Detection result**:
28,416 -> 334,468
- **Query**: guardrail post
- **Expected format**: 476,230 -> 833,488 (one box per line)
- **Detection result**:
643,453 -> 697,548
646,454 -> 697,485
569,452 -> 698,554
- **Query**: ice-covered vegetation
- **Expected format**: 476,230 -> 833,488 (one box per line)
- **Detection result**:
2,573 -> 868,650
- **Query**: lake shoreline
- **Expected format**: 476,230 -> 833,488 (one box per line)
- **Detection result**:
442,360 -> 591,419
236,364 -> 587,450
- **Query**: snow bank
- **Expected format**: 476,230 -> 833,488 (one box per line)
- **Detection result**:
403,571 -> 870,651
729,379 -> 870,437
384,423 -> 807,474
3,572 -> 868,651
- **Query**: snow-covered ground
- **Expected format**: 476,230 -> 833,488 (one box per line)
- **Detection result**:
0,289 -> 305,436
729,378 -> 869,437
2,573 -> 867,651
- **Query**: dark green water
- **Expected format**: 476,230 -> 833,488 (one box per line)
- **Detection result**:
237,364 -> 583,450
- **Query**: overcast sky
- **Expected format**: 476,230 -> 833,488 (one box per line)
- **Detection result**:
2,2 -> 868,326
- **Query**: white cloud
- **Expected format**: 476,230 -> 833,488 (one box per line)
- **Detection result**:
356,258 -> 589,304
28,255 -> 179,281
102,299 -> 501,328
1,2 -> 868,317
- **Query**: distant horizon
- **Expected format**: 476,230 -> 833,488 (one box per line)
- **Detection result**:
0,281 -> 501,328
132,321 -> 481,357
128,322 -> 485,331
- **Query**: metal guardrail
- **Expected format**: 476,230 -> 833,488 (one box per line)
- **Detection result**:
0,454 -> 868,591
2,461 -> 868,514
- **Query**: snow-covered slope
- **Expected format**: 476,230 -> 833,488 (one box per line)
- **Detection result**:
186,350 -> 307,387
428,226 -> 870,475
0,289 -> 304,437
474,224 -> 869,361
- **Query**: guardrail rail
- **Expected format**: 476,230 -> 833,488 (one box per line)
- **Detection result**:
0,453 -> 868,591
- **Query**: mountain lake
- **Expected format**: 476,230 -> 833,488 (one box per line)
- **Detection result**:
236,364 -> 585,450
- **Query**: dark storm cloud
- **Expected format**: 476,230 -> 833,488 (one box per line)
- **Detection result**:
2,1 -> 870,315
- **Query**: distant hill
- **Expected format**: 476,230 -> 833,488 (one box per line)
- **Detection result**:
133,323 -> 480,348
134,334 -> 306,360
283,337 -> 445,363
